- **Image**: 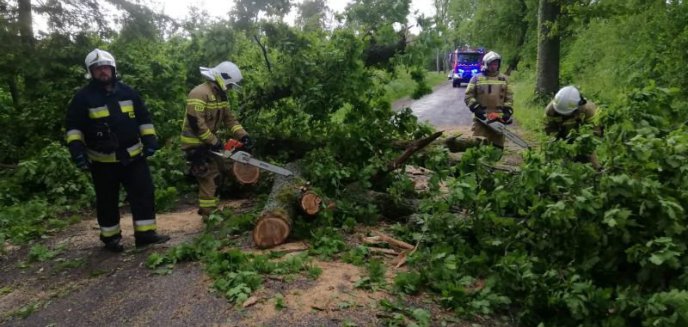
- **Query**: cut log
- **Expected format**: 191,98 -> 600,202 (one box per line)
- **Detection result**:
444,136 -> 489,153
371,230 -> 414,250
385,131 -> 444,173
299,190 -> 322,216
253,162 -> 322,249
232,162 -> 260,184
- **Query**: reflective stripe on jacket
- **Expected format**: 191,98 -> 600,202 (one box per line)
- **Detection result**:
65,81 -> 157,163
464,72 -> 513,113
180,82 -> 247,150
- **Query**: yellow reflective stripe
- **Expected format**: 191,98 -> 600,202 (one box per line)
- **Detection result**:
198,129 -> 212,140
476,80 -> 507,85
134,219 -> 157,232
100,224 -> 121,237
205,102 -> 226,110
181,135 -> 202,144
231,125 -> 244,134
88,106 -> 109,119
87,149 -> 117,163
66,129 -> 84,143
139,124 -> 156,136
199,198 -> 218,208
87,142 -> 143,162
187,99 -> 206,112
119,100 -> 134,113
128,142 -> 143,157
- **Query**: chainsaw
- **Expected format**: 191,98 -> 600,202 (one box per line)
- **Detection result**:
477,112 -> 530,149
210,139 -> 294,176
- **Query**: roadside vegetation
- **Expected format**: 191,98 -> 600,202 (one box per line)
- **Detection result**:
2,0 -> 688,326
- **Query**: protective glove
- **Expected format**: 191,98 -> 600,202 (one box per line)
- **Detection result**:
144,147 -> 156,157
240,135 -> 254,151
501,106 -> 513,125
141,135 -> 159,157
469,103 -> 487,121
73,153 -> 90,171
210,138 -> 223,151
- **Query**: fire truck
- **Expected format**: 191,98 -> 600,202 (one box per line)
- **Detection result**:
448,47 -> 485,88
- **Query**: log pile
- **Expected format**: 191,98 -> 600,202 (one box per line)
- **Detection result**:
252,162 -> 323,249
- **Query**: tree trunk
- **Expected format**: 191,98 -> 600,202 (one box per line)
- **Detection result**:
18,0 -> 34,47
252,162 -> 322,249
535,0 -> 560,97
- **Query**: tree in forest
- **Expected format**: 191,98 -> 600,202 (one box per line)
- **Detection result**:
231,0 -> 292,29
535,0 -> 560,96
296,0 -> 328,32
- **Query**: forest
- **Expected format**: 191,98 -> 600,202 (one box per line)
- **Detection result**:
1,0 -> 688,325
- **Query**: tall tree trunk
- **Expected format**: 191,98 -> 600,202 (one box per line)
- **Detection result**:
535,0 -> 560,97
505,0 -> 528,76
18,0 -> 34,47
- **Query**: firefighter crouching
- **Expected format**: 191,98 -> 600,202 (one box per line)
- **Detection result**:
65,48 -> 170,252
181,61 -> 253,218
544,85 -> 602,167
464,51 -> 514,149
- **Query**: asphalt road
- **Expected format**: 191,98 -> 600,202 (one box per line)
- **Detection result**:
393,80 -> 474,128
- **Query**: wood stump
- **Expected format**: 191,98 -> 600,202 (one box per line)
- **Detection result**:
252,162 -> 322,249
232,162 -> 260,184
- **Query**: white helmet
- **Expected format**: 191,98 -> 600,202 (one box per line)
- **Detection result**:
481,51 -> 501,71
84,48 -> 116,79
552,86 -> 583,115
200,61 -> 243,90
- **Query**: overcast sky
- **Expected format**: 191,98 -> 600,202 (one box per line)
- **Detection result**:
150,0 -> 436,29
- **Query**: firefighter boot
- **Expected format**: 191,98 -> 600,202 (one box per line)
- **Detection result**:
135,231 -> 171,248
197,207 -> 214,223
101,235 -> 124,253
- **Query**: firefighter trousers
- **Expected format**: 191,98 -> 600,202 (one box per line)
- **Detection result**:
90,158 -> 157,242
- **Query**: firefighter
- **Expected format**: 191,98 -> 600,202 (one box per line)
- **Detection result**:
544,85 -> 600,139
464,51 -> 514,149
65,48 -> 170,252
544,85 -> 601,167
181,61 -> 253,218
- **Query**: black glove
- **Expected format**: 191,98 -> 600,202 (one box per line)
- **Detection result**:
142,135 -> 159,157
501,106 -> 513,125
73,153 -> 90,171
469,103 -> 487,120
240,135 -> 254,151
210,139 -> 223,151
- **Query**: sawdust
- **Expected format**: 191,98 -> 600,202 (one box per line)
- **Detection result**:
236,260 -> 390,327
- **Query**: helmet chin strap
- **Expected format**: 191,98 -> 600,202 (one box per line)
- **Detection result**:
214,74 -> 227,91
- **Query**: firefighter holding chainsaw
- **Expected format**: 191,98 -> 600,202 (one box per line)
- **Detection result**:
181,61 -> 253,217
65,49 -> 170,252
464,51 -> 514,149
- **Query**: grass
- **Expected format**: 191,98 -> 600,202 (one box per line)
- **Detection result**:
384,69 -> 448,103
509,70 -> 549,142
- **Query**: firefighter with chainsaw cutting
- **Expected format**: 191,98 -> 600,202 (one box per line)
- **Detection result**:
464,51 -> 514,149
181,61 -> 254,218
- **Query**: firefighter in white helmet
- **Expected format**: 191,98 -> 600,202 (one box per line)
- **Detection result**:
544,85 -> 602,167
65,48 -> 170,252
464,51 -> 514,149
180,61 -> 253,218
544,86 -> 600,139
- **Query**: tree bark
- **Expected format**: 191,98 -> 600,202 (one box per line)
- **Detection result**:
252,162 -> 322,249
535,0 -> 560,97
18,0 -> 34,47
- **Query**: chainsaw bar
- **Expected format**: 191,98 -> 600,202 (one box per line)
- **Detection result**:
210,150 -> 294,176
477,118 -> 530,149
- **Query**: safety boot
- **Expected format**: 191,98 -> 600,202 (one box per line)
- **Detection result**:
102,236 -> 124,253
135,231 -> 171,248
197,207 -> 214,223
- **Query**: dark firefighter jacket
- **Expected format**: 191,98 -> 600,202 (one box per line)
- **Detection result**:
65,80 -> 157,164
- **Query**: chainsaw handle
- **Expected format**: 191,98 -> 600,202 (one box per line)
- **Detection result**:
224,139 -> 244,152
